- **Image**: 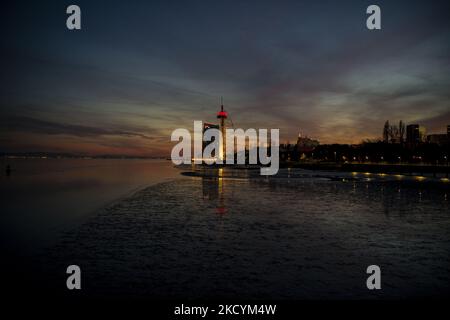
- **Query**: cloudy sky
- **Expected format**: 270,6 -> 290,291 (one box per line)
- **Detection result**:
1,0 -> 449,156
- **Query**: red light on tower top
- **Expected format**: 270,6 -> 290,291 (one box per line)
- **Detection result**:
217,105 -> 228,119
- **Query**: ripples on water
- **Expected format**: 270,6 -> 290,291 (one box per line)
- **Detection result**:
41,167 -> 450,300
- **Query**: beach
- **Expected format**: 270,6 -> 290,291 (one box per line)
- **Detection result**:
2,160 -> 447,299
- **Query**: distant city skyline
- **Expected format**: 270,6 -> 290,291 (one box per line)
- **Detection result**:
1,0 -> 450,157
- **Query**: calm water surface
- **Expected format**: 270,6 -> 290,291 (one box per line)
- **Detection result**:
1,160 -> 449,299
0,159 -> 178,254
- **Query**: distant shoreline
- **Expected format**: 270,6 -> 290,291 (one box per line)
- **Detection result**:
1,154 -> 166,160
176,161 -> 450,174
3,156 -> 449,176
284,162 -> 450,175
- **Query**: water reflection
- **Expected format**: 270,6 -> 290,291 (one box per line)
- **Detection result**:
201,168 -> 226,214
0,159 -> 179,254
29,166 -> 450,299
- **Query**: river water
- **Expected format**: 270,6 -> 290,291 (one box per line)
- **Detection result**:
1,159 -> 449,299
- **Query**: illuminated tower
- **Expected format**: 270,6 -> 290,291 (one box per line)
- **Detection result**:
216,99 -> 228,162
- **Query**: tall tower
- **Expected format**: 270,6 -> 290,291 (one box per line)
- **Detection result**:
217,99 -> 228,162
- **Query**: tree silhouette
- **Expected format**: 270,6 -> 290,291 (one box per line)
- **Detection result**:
399,120 -> 405,144
383,120 -> 390,143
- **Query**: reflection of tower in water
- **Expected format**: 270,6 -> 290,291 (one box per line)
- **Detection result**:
201,168 -> 226,214
216,168 -> 226,214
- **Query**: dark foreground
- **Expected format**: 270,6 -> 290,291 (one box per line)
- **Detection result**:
15,171 -> 450,298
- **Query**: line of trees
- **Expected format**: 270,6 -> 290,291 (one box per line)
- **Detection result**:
383,120 -> 405,144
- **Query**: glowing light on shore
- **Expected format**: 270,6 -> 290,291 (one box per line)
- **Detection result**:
192,157 -> 218,162
441,178 -> 450,183
415,176 -> 426,181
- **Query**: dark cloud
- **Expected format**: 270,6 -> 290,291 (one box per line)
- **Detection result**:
420,110 -> 450,133
1,0 -> 450,151
0,116 -> 154,140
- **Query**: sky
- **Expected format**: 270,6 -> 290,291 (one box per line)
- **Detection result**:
1,0 -> 450,156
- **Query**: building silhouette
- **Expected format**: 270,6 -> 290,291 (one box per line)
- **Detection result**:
202,122 -> 220,158
216,102 -> 228,161
200,102 -> 229,163
406,124 -> 420,146
427,134 -> 448,146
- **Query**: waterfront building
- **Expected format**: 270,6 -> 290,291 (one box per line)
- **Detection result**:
202,122 -> 220,158
217,103 -> 228,162
427,134 -> 448,146
406,124 -> 420,146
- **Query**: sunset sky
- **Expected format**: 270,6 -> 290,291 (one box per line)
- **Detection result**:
1,0 -> 450,156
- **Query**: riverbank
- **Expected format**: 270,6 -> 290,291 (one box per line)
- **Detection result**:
285,162 -> 450,177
